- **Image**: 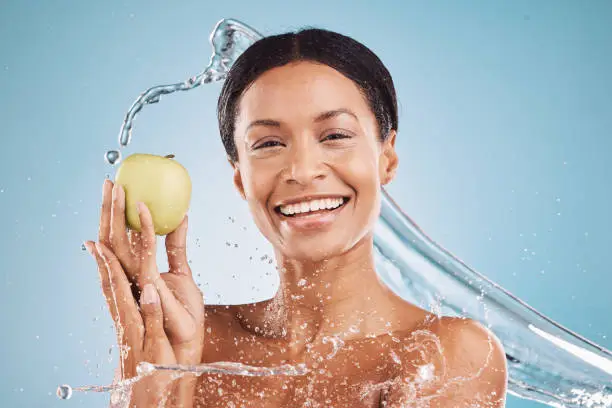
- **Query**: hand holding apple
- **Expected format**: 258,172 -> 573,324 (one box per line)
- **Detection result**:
114,153 -> 192,236
84,176 -> 205,407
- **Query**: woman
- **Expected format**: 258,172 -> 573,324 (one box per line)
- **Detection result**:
85,27 -> 508,407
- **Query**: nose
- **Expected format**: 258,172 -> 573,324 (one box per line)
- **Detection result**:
285,139 -> 326,185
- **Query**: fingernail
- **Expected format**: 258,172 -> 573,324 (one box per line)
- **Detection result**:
136,201 -> 148,215
94,242 -> 104,258
141,284 -> 159,305
83,242 -> 93,255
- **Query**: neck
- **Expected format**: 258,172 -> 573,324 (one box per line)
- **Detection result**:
236,233 -> 405,353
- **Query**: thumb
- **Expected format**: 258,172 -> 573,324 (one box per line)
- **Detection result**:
140,284 -> 168,356
165,215 -> 192,277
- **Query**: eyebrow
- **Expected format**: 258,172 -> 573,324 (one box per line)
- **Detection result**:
245,108 -> 358,132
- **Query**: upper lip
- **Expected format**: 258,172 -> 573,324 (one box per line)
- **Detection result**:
274,194 -> 350,208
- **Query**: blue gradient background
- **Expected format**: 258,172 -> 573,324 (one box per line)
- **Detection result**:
0,1 -> 610,407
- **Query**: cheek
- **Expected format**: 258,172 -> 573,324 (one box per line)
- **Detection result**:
241,163 -> 271,199
342,149 -> 380,191
242,165 -> 276,224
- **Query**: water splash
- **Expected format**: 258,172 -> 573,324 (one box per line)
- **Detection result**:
375,190 -> 611,407
104,18 -> 261,165
81,17 -> 612,408
321,335 -> 346,359
56,384 -> 72,400
58,361 -> 308,406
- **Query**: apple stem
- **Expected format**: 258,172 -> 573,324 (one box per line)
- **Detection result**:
165,154 -> 175,159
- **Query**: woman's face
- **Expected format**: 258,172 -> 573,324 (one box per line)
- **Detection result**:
231,61 -> 398,262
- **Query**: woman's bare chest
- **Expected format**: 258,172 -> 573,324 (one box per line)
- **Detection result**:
192,360 -> 391,408
193,330 -> 409,407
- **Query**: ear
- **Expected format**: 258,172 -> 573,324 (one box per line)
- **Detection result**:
228,158 -> 246,200
379,129 -> 399,185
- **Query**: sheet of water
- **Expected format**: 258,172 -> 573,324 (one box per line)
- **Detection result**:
60,18 -> 611,408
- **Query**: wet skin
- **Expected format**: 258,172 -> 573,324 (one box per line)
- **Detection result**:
189,61 -> 508,407
89,60 -> 507,407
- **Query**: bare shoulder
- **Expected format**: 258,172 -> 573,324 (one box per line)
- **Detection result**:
385,315 -> 508,407
434,316 -> 507,377
436,316 -> 508,405
397,309 -> 507,372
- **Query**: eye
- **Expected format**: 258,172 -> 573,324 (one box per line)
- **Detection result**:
255,140 -> 283,149
323,132 -> 352,141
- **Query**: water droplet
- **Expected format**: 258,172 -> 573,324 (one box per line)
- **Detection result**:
56,384 -> 72,400
105,150 -> 121,165
81,243 -> 87,251
137,361 -> 156,376
416,363 -> 435,383
390,350 -> 402,365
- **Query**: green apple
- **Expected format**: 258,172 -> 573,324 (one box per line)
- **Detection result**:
114,153 -> 192,236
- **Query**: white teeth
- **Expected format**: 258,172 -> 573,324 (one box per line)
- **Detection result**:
279,197 -> 345,216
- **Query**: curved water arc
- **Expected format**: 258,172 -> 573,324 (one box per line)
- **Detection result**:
375,187 -> 611,407
106,18 -> 263,164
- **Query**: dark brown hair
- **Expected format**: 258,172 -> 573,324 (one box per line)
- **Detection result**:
217,27 -> 399,162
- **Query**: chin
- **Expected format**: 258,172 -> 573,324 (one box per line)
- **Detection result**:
282,239 -> 353,263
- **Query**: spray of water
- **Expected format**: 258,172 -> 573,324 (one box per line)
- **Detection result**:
56,361 -> 309,400
104,18 -> 261,165
66,17 -> 611,408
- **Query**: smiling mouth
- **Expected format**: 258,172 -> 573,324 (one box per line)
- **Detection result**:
274,197 -> 351,218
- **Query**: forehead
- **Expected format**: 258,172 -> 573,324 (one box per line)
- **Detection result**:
237,61 -> 372,123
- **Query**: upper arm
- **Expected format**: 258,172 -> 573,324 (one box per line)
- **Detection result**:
383,317 -> 508,408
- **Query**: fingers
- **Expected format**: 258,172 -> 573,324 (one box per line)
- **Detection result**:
128,228 -> 143,252
140,284 -> 174,361
165,215 -> 192,277
95,242 -> 144,347
110,183 -> 138,277
137,201 -> 160,288
84,241 -> 118,323
127,228 -> 144,300
138,202 -> 195,340
135,286 -> 176,405
98,180 -> 113,247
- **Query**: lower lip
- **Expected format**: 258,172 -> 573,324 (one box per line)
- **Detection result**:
277,199 -> 349,231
